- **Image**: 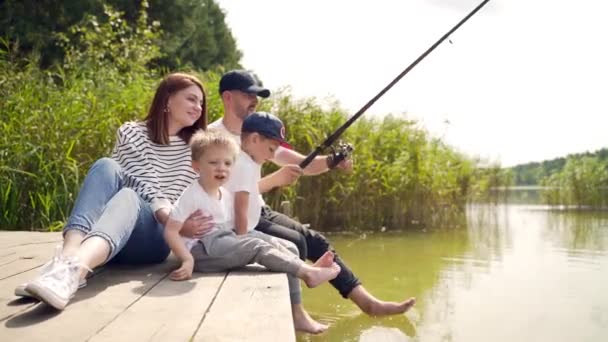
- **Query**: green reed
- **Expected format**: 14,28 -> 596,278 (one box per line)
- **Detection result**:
261,93 -> 484,231
0,8 -> 500,230
540,156 -> 608,208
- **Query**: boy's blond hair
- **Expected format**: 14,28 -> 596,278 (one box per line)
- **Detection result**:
190,129 -> 239,161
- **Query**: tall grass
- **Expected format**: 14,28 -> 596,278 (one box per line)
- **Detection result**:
261,93 -> 481,231
0,6 -> 500,231
0,53 -> 156,230
0,5 -> 159,230
540,156 -> 608,208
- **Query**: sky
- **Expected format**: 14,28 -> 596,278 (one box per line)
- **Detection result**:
215,0 -> 608,167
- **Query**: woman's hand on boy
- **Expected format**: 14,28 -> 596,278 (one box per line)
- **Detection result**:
170,257 -> 194,281
181,209 -> 214,239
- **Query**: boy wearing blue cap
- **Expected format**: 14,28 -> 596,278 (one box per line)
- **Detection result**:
224,112 -> 291,236
223,112 -> 342,332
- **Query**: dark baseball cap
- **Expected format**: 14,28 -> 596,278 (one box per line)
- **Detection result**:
219,70 -> 270,98
242,112 -> 291,148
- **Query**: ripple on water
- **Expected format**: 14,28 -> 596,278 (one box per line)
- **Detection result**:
359,326 -> 410,342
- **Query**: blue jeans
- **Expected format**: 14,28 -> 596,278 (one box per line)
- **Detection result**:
63,158 -> 170,264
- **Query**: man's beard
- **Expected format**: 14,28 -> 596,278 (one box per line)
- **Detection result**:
236,108 -> 250,120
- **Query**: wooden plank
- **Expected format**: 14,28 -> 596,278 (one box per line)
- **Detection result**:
0,263 -> 171,342
0,232 -> 62,249
0,232 -> 61,279
0,233 -> 296,341
0,266 -> 108,322
0,248 -> 56,280
0,268 -> 47,321
0,251 -> 17,262
90,272 -> 226,342
0,244 -> 59,280
194,270 -> 295,342
0,234 -> 96,321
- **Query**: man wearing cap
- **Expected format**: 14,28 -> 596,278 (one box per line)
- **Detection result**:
209,70 -> 416,316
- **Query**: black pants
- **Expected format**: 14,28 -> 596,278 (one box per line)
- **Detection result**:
255,206 -> 361,298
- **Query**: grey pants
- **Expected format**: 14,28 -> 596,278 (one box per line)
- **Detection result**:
192,229 -> 304,304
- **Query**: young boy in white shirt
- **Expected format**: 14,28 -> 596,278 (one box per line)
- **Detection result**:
163,129 -> 340,334
223,112 -> 339,264
224,112 -> 298,237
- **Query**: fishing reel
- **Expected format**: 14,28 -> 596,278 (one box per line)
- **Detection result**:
326,141 -> 354,169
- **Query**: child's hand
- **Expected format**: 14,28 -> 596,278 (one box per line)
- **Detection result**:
276,164 -> 302,187
170,258 -> 194,281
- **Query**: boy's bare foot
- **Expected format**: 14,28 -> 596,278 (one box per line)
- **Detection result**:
312,251 -> 334,268
292,304 -> 328,334
299,263 -> 340,288
348,285 -> 416,316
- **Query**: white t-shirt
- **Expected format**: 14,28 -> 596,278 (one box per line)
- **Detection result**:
208,119 -> 241,144
223,151 -> 263,231
209,118 -> 279,211
169,181 -> 234,250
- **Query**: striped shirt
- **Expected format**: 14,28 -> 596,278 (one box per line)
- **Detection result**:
111,121 -> 197,213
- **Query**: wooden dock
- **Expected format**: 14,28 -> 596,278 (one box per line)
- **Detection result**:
0,231 -> 295,341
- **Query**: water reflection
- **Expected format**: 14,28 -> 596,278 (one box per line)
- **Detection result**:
489,186 -> 543,204
299,312 -> 416,342
545,210 -> 608,253
359,326 -> 410,342
297,189 -> 608,341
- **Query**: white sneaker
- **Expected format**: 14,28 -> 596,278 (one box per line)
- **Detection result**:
14,245 -> 63,298
15,278 -> 87,298
25,256 -> 90,310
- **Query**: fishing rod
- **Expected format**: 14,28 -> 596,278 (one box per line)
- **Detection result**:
300,0 -> 491,169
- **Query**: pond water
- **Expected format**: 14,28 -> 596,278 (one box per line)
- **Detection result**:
298,191 -> 608,341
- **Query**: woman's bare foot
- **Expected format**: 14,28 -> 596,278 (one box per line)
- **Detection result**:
312,251 -> 334,268
348,285 -> 416,316
292,304 -> 328,334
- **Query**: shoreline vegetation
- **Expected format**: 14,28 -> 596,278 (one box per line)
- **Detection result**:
0,2 -> 518,231
508,152 -> 608,209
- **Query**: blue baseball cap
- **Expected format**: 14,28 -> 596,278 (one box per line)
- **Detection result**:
242,112 -> 291,148
219,70 -> 270,98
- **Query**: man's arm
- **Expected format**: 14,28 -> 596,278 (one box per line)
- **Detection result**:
272,148 -> 330,175
258,148 -> 353,193
257,148 -> 326,194
233,191 -> 250,235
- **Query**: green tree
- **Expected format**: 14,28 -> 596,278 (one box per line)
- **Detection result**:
509,148 -> 608,186
0,0 -> 103,67
146,0 -> 242,70
0,0 -> 241,70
